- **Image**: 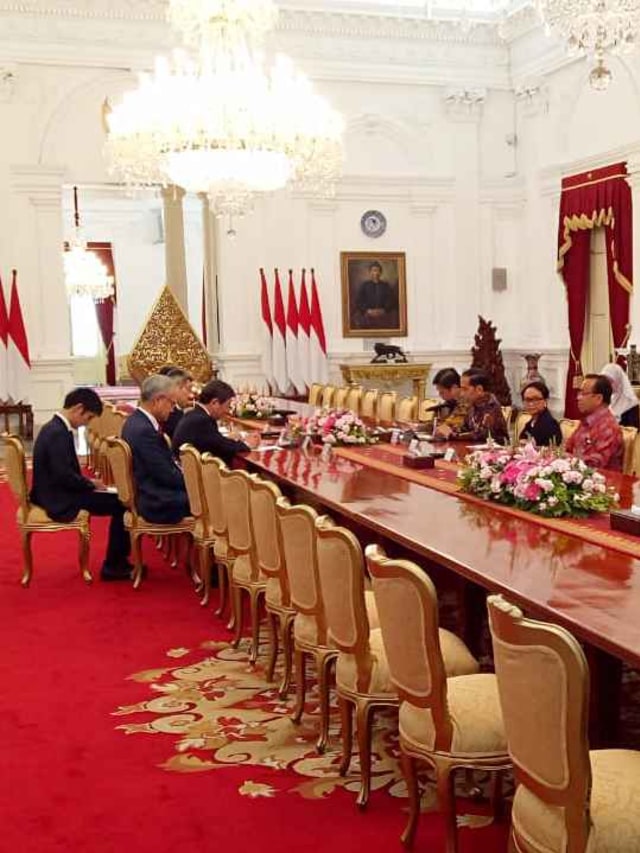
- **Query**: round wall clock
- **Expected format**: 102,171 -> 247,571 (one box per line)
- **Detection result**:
360,210 -> 387,238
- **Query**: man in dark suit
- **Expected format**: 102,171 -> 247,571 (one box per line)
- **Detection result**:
30,387 -> 131,581
121,374 -> 190,523
158,365 -> 194,440
172,379 -> 260,466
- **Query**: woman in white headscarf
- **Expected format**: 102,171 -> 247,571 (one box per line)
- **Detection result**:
600,363 -> 640,428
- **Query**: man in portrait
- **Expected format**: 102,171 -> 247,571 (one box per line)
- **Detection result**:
352,260 -> 399,331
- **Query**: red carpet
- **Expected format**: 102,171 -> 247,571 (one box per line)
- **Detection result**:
0,481 -> 508,853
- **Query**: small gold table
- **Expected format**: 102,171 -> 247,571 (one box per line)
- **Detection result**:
339,362 -> 432,404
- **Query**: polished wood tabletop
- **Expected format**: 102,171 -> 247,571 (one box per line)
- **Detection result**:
246,443 -> 640,669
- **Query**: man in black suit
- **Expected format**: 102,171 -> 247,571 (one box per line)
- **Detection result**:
172,379 -> 260,466
30,387 -> 131,581
158,365 -> 194,440
121,374 -> 190,523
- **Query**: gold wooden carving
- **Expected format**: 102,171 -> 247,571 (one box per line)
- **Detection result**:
339,362 -> 432,403
127,285 -> 214,384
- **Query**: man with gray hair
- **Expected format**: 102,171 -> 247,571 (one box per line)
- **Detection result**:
121,375 -> 189,523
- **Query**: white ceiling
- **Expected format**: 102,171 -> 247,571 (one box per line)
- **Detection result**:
282,0 -> 530,22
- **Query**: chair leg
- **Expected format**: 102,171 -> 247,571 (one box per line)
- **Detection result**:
78,528 -> 92,584
400,752 -> 420,849
316,652 -> 334,755
355,700 -> 374,809
215,561 -> 228,618
436,762 -> 458,853
338,696 -> 353,777
200,545 -> 212,607
132,534 -> 145,589
278,616 -> 294,699
20,530 -> 33,587
291,647 -> 307,724
490,769 -> 504,821
266,611 -> 279,683
248,588 -> 263,665
231,583 -> 244,648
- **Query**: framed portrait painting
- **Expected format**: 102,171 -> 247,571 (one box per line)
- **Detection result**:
340,251 -> 407,338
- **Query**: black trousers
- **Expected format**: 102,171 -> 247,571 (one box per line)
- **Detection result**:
77,491 -> 131,568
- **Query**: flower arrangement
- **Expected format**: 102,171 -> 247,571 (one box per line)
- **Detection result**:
301,408 -> 376,445
458,441 -> 619,518
232,392 -> 275,419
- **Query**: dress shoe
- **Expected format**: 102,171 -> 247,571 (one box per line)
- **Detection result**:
100,563 -> 133,582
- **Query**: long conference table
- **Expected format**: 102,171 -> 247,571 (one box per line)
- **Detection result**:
232,400 -> 640,745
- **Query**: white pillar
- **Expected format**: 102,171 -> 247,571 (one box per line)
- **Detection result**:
200,194 -> 219,353
625,151 -> 640,346
161,185 -> 188,313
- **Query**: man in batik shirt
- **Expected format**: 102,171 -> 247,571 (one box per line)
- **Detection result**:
432,367 -> 470,432
566,374 -> 623,471
437,369 -> 509,445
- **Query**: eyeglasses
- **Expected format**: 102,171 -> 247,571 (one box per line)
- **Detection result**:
523,396 -> 544,403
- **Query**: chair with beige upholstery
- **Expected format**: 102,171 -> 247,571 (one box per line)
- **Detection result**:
345,385 -> 363,414
367,545 -> 509,852
320,384 -> 336,408
620,425 -> 637,475
396,395 -> 418,422
249,476 -> 295,696
90,401 -> 113,480
2,433 -> 91,587
201,454 -> 231,616
501,406 -> 513,431
377,391 -> 397,422
308,383 -> 323,407
276,498 -> 338,752
106,437 -> 195,589
560,418 -> 580,445
99,407 -> 128,485
360,388 -> 378,419
333,386 -> 349,409
488,594 -> 640,853
220,466 -> 266,664
179,445 -> 217,605
631,432 -> 640,479
515,411 -> 530,442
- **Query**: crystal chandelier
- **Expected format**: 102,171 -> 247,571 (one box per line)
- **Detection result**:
539,0 -> 640,89
63,187 -> 115,301
105,0 -> 344,219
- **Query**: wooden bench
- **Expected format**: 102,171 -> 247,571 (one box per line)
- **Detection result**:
0,403 -> 34,440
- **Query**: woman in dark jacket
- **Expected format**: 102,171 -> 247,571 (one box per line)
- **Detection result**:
519,381 -> 562,447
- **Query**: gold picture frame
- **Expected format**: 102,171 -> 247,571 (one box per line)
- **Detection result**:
340,251 -> 407,338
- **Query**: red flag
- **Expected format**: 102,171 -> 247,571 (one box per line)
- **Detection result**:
309,268 -> 328,384
260,268 -> 275,391
272,269 -> 288,394
0,276 -> 8,400
7,269 -> 31,403
298,269 -> 311,388
285,269 -> 304,395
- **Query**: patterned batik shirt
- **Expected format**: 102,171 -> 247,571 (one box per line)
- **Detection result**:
438,396 -> 470,432
565,406 -> 623,471
459,393 -> 509,445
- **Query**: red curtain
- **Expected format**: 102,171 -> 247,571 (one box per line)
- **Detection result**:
88,242 -> 117,386
558,162 -> 633,417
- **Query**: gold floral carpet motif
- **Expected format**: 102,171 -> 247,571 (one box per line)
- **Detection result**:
112,639 -> 493,824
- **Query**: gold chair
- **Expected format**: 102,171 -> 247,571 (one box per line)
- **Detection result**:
320,384 -> 336,408
360,388 -> 379,419
249,476 -> 296,696
179,445 -> 217,605
201,454 -> 231,616
631,432 -> 640,479
2,433 -> 91,587
396,395 -> 418,422
560,418 -> 580,445
418,398 -> 440,422
621,425 -> 637,475
316,522 -> 399,807
515,411 -> 530,442
488,594 -> 640,853
501,406 -> 513,430
308,383 -> 323,407
345,385 -> 363,414
377,391 -> 397,422
367,546 -> 509,852
220,467 -> 266,664
333,386 -> 349,409
106,437 -> 195,589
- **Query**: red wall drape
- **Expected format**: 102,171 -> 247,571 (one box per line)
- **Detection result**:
558,163 -> 633,417
88,242 -> 117,386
